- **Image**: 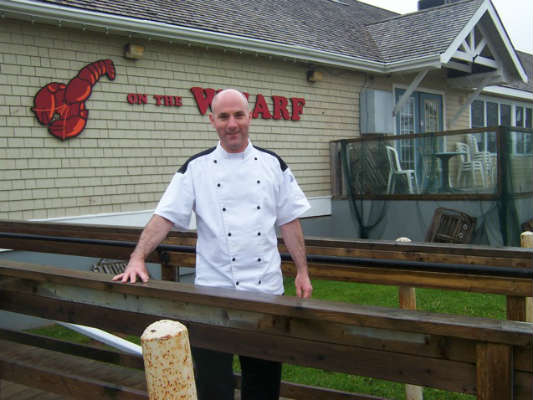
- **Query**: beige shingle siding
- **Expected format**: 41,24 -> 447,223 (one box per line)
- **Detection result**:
0,19 -> 364,220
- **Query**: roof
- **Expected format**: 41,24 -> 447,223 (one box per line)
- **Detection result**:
0,0 -> 529,90
503,51 -> 533,92
366,0 -> 484,63
33,0 -> 398,61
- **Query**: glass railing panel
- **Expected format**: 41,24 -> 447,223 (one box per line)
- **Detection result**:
507,128 -> 533,194
340,128 -> 505,197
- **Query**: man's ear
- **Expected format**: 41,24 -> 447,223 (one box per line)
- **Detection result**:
209,113 -> 215,126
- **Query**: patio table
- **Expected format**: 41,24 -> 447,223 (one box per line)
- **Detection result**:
433,152 -> 465,192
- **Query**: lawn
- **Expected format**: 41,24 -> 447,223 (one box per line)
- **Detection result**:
30,277 -> 506,400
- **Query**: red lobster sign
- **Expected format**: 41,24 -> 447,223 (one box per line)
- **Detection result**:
32,59 -> 116,140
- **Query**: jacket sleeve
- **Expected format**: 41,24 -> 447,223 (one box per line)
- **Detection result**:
154,169 -> 195,230
276,167 -> 310,226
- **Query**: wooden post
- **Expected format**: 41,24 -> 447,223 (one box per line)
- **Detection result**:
521,231 -> 533,322
476,343 -> 512,400
507,231 -> 533,321
141,320 -> 197,400
396,237 -> 423,400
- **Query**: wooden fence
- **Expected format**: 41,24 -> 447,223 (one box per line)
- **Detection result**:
0,220 -> 532,399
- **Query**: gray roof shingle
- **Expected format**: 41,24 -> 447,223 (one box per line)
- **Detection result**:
503,51 -> 533,92
366,0 -> 484,62
35,0 -> 398,60
12,0 -> 531,90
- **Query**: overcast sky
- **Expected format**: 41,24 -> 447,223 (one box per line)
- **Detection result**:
358,0 -> 533,53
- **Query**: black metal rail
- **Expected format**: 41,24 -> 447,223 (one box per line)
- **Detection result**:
0,232 -> 532,279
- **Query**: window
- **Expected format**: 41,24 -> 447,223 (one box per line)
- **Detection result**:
395,89 -> 443,171
515,106 -> 532,154
470,97 -> 532,154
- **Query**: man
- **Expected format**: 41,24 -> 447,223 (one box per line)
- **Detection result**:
113,88 -> 312,399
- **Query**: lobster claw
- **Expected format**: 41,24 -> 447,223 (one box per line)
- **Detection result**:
32,83 -> 66,125
48,109 -> 88,141
65,59 -> 116,104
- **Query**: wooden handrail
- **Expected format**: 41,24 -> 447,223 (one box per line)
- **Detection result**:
0,260 -> 531,400
0,220 -> 531,299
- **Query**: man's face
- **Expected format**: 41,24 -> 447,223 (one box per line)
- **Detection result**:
209,90 -> 251,153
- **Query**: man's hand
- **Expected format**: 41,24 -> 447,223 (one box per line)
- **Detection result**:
111,214 -> 173,284
112,258 -> 150,283
295,272 -> 313,298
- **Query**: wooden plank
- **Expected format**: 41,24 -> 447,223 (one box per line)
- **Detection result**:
2,220 -> 531,267
507,296 -> 529,321
0,328 -> 144,370
0,356 -> 147,400
301,244 -> 533,268
476,343 -> 512,400
0,280 -> 530,397
1,261 -> 532,347
2,234 -> 532,296
0,333 -> 387,400
1,220 -> 532,300
0,380 -> 65,400
0,262 -> 531,398
0,287 -> 479,393
283,262 -> 532,296
279,380 -> 388,400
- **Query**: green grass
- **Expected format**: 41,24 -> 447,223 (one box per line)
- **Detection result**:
29,278 -> 506,400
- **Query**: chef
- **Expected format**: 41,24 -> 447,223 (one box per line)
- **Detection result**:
114,88 -> 313,400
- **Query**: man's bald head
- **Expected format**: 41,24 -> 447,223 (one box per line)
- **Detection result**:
211,89 -> 249,114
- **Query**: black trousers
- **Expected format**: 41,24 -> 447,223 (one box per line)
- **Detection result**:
192,347 -> 282,400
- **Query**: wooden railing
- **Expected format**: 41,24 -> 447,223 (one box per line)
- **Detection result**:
0,220 -> 532,399
0,260 -> 531,400
1,220 -> 531,321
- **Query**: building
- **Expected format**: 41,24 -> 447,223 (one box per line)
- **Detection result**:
0,0 -> 531,242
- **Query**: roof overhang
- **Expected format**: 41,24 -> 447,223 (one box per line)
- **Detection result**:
0,0 -> 528,88
483,86 -> 533,101
0,0 -> 388,73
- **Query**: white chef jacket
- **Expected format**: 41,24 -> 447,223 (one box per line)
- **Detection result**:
154,142 -> 310,295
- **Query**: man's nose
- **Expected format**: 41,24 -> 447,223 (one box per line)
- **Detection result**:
227,115 -> 238,129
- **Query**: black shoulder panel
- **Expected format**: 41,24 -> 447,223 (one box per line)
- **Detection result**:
254,146 -> 288,172
177,146 -> 217,173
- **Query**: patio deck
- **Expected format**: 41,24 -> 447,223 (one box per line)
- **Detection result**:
0,338 -> 147,399
0,339 -> 293,400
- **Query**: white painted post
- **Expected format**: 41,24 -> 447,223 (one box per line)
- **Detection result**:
520,231 -> 533,322
396,237 -> 423,400
141,320 -> 197,400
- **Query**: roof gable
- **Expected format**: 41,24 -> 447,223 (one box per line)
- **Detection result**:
440,0 -> 527,84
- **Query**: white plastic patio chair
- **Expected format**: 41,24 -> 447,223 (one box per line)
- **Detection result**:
385,145 -> 417,194
455,142 -> 486,187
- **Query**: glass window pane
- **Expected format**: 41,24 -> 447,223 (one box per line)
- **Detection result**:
471,100 -> 484,127
525,108 -> 532,129
486,102 -> 498,126
500,104 -> 511,126
487,132 -> 497,153
515,106 -> 524,127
